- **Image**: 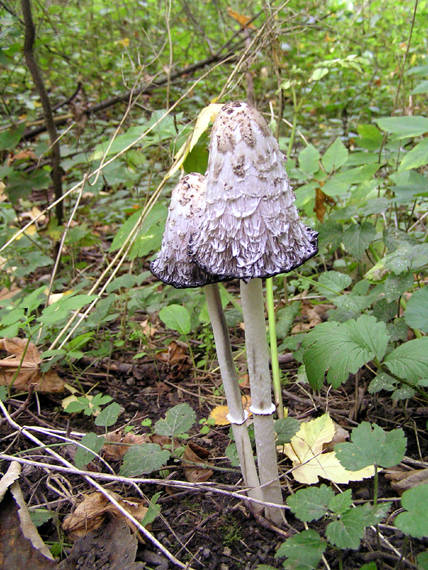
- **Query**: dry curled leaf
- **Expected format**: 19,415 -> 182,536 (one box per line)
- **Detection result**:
182,442 -> 213,483
63,492 -> 148,540
385,468 -> 428,494
0,338 -> 64,393
156,340 -> 189,368
102,431 -> 149,461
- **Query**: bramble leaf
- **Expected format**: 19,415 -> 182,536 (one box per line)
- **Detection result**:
155,403 -> 196,437
287,485 -> 334,522
120,443 -> 171,476
275,529 -> 326,570
303,315 -> 389,390
326,504 -> 373,550
395,484 -> 428,538
335,422 -> 406,470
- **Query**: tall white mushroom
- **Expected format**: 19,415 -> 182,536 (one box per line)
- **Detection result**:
191,102 -> 318,524
150,172 -> 263,511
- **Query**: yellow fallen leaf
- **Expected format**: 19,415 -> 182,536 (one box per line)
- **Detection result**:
209,395 -> 251,425
282,414 -> 375,485
169,103 -> 223,179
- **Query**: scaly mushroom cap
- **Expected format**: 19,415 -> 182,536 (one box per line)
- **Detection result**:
150,173 -> 219,288
190,101 -> 318,280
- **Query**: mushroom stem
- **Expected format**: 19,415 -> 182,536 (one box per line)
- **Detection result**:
240,278 -> 284,525
205,283 -> 263,511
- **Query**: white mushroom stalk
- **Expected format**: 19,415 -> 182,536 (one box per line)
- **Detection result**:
150,173 -> 263,510
191,101 -> 318,524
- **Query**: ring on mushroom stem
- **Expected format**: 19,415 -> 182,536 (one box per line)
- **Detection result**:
190,101 -> 318,524
150,172 -> 263,512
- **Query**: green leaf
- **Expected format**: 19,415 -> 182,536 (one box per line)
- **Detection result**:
376,116 -> 428,139
110,203 -> 167,255
29,509 -> 54,527
159,304 -> 191,335
356,124 -> 383,150
94,402 -> 121,427
399,139 -> 428,171
368,372 -> 396,394
0,386 -> 8,401
335,422 -> 406,470
275,417 -> 300,445
384,337 -> 428,383
38,294 -> 96,326
276,303 -> 301,339
328,489 -> 353,514
384,272 -> 414,303
416,551 -> 428,569
286,485 -> 334,522
74,432 -> 105,469
322,138 -> 349,173
395,484 -> 428,538
0,125 -> 25,151
317,271 -> 352,296
404,287 -> 428,332
303,316 -> 389,390
141,492 -> 162,526
275,529 -> 326,569
154,403 -> 196,437
411,80 -> 428,94
299,145 -> 320,176
120,443 -> 171,476
18,286 -> 46,313
326,504 -> 372,550
342,222 -> 377,258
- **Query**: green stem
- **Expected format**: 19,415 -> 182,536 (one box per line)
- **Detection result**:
266,278 -> 283,418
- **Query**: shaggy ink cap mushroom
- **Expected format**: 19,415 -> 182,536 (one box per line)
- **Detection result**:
190,101 -> 318,280
150,173 -> 219,289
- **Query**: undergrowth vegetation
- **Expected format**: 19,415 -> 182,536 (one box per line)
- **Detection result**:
0,0 -> 427,568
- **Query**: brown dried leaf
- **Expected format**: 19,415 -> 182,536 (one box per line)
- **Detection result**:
102,431 -> 149,461
63,492 -> 148,540
385,468 -> 428,494
182,442 -> 213,483
0,338 -> 64,393
156,340 -> 189,368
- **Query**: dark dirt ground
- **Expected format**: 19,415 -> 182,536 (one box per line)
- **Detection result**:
1,340 -> 427,569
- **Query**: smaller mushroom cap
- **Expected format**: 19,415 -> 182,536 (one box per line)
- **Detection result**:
190,101 -> 318,281
150,173 -> 219,289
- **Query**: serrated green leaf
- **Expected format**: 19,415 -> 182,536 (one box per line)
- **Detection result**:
416,551 -> 428,569
384,337 -> 428,382
159,304 -> 191,335
275,417 -> 300,445
303,316 -> 389,390
399,139 -> 428,171
335,422 -> 406,470
74,432 -> 105,469
368,372 -> 396,394
343,222 -> 376,258
154,403 -> 196,437
0,125 -> 25,151
275,529 -> 326,569
276,303 -> 301,339
356,124 -> 383,150
299,144 -> 320,176
317,271 -> 352,296
404,287 -> 428,332
326,504 -> 372,549
120,443 -> 171,476
384,272 -> 414,303
287,485 -> 334,522
376,116 -> 428,139
328,489 -> 353,514
395,484 -> 428,538
322,138 -> 349,173
94,402 -> 121,427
